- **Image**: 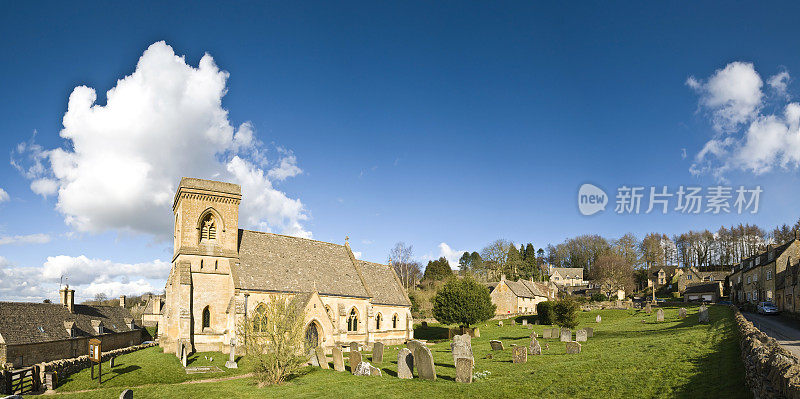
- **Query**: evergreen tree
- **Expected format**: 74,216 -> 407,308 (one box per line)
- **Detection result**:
432,277 -> 496,327
423,257 -> 454,281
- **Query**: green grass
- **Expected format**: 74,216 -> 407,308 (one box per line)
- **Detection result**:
52,305 -> 749,399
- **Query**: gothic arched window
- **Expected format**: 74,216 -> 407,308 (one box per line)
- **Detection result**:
347,308 -> 358,332
202,306 -> 211,330
375,313 -> 383,330
252,303 -> 268,333
200,213 -> 217,242
392,313 -> 399,329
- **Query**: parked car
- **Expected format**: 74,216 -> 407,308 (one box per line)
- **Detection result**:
718,300 -> 732,306
757,301 -> 780,315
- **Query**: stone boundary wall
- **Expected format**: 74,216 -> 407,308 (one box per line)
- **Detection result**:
36,341 -> 158,390
730,306 -> 800,398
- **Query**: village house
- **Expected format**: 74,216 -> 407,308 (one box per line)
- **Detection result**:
683,281 -> 724,302
141,295 -> 164,328
156,178 -> 413,355
776,258 -> 800,313
548,266 -> 586,287
729,235 -> 800,307
0,288 -> 142,367
487,275 -> 556,315
646,265 -> 680,291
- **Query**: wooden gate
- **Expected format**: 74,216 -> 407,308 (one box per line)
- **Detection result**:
6,366 -> 37,394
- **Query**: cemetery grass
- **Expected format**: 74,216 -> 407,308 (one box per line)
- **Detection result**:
53,305 -> 749,398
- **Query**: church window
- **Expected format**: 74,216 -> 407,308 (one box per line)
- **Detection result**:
200,214 -> 217,242
252,303 -> 268,333
202,306 -> 211,330
375,313 -> 382,330
392,313 -> 398,329
347,308 -> 358,332
200,259 -> 204,269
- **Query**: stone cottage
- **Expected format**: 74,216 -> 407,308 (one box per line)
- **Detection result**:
0,287 -> 142,367
157,178 -> 413,355
488,275 -> 555,315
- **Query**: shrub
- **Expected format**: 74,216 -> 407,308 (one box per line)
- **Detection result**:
536,301 -> 555,325
432,277 -> 496,327
591,293 -> 608,302
553,298 -> 579,329
237,295 -> 307,386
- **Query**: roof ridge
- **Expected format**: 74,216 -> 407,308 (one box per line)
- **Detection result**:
239,229 -> 347,247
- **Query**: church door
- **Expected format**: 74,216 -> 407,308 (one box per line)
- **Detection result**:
305,323 -> 320,349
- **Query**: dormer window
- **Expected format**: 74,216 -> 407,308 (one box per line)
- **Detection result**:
200,214 -> 217,242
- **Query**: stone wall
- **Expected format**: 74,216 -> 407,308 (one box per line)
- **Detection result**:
731,306 -> 800,398
36,341 -> 158,389
6,329 -> 144,367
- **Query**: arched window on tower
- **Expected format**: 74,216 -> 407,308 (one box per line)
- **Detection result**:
200,213 -> 217,242
347,308 -> 358,332
202,306 -> 211,330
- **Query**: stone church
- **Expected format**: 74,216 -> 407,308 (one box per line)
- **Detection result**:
158,178 -> 413,354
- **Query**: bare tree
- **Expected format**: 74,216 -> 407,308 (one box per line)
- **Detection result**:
481,239 -> 510,281
390,242 -> 417,291
591,253 -> 634,298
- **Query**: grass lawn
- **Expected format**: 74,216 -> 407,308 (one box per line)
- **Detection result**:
52,305 -> 749,399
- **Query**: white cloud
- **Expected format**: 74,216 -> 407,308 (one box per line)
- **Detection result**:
352,251 -> 362,259
0,187 -> 8,203
0,233 -> 51,245
41,255 -> 170,286
12,41 -> 310,239
687,62 -> 763,133
689,63 -> 800,176
436,242 -> 467,270
768,71 -> 791,98
0,257 -> 48,301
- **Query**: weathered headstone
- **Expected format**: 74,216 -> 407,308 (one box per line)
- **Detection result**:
529,337 -> 542,355
489,340 -> 504,351
542,328 -> 551,339
349,350 -> 362,374
370,365 -> 382,376
316,347 -> 329,369
397,348 -> 414,379
473,327 -> 480,337
354,361 -> 372,376
530,331 -> 538,339
180,343 -> 188,368
656,308 -> 664,322
498,320 -> 503,327
679,308 -> 688,319
120,389 -> 133,399
527,324 -> 534,329
645,303 -> 652,314
596,315 -> 602,323
350,341 -> 359,352
565,341 -> 582,354
225,338 -> 238,369
406,340 -> 424,369
699,305 -> 709,323
585,327 -> 594,338
415,345 -> 437,381
576,329 -> 587,342
110,357 -> 116,368
560,328 -> 571,342
455,357 -> 473,383
309,348 -> 320,366
372,342 -> 384,364
332,346 -> 345,371
451,334 -> 473,362
512,345 -> 527,363
510,319 -> 516,326
522,319 -> 528,326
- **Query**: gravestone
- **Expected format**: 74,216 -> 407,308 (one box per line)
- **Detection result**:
180,343 -> 188,368
451,334 -> 473,362
422,321 -> 428,328
585,327 -> 594,338
542,328 -> 551,339
455,357 -> 473,383
372,342 -> 384,364
699,305 -> 709,323
656,308 -> 664,322
120,389 -> 133,399
498,320 -> 503,327
349,350 -> 362,374
511,319 -> 516,326
415,344 -> 437,381
354,361 -> 372,376
576,329 -> 587,342
406,340 -> 424,369
397,348 -> 414,379
530,331 -> 538,339
225,338 -> 238,369
529,337 -> 542,355
596,315 -> 602,323
350,341 -> 359,352
111,357 -> 116,368
565,341 -> 582,354
522,319 -> 528,326
512,345 -> 527,363
309,348 -> 320,366
316,347 -> 329,369
489,340 -> 504,351
332,346 -> 345,371
370,365 -> 382,376
527,324 -> 534,329
679,308 -> 688,319
560,328 -> 571,342
645,303 -> 652,314
473,327 -> 480,337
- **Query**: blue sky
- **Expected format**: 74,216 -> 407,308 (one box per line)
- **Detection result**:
2,1 -> 800,301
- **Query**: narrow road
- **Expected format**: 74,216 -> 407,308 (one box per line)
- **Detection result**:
742,312 -> 800,359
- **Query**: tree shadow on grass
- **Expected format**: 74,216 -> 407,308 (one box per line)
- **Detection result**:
434,362 -> 455,369
102,365 -> 141,383
414,326 -> 449,341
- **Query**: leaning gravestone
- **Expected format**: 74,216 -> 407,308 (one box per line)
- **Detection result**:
645,303 -> 652,314
565,341 -> 582,354
372,342 -> 384,363
332,346 -> 345,371
679,308 -> 687,319
596,315 -> 602,323
522,319 -> 528,326
560,328 -> 571,342
656,308 -> 664,322
309,348 -> 319,366
451,334 -> 473,362
406,340 -> 424,369
120,389 -> 133,399
489,340 -> 504,351
529,337 -> 542,355
349,350 -> 362,374
698,305 -> 709,323
415,344 -> 437,381
455,357 -> 473,383
585,327 -> 594,338
316,347 -> 329,369
512,345 -> 527,363
576,329 -> 587,342
397,348 -> 414,379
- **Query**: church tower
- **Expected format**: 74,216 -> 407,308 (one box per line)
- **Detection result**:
161,178 -> 241,353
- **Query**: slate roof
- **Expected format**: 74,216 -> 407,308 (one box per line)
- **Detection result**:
0,302 -> 137,346
684,282 -> 722,294
491,279 -> 551,299
740,239 -> 797,273
234,230 -> 411,306
551,267 -> 584,280
649,265 -> 679,279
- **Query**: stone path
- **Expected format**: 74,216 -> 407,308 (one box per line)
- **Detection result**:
742,312 -> 800,359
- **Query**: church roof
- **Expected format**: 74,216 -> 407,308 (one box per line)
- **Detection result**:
234,230 -> 411,306
0,302 -> 137,346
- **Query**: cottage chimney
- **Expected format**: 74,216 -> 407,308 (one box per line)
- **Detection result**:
60,285 -> 75,313
153,295 -> 161,313
500,274 -> 506,281
119,295 -> 126,307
